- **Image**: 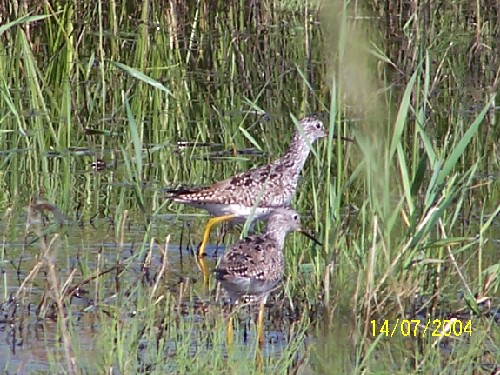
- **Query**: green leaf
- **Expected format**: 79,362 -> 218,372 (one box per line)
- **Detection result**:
0,14 -> 53,36
111,61 -> 173,97
436,103 -> 490,185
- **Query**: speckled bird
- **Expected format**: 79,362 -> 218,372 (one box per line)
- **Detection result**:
214,207 -> 302,347
166,115 -> 327,283
168,116 -> 326,221
214,206 -> 301,305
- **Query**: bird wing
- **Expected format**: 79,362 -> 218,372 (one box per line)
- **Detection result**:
168,161 -> 293,207
215,235 -> 283,282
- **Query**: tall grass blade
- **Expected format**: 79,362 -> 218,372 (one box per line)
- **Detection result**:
389,66 -> 420,160
124,93 -> 145,210
436,102 -> 491,185
0,14 -> 53,36
111,61 -> 173,97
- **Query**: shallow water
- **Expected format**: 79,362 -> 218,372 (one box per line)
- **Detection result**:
1,1 -> 500,373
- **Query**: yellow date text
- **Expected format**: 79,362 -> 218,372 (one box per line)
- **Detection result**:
371,318 -> 472,338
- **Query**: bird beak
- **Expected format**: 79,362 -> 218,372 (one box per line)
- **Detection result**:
298,228 -> 323,246
332,134 -> 355,143
340,135 -> 355,142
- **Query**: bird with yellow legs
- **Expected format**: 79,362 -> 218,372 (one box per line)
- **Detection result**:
214,207 -> 320,368
167,116 -> 328,286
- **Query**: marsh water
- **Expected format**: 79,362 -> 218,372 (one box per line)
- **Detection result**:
1,1 -> 500,374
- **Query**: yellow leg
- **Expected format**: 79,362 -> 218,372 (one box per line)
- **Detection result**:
227,314 -> 234,348
197,257 -> 210,288
255,302 -> 265,369
256,302 -> 265,348
197,214 -> 237,287
197,214 -> 237,258
256,348 -> 263,371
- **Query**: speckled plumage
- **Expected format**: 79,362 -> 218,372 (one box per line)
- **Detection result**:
215,207 -> 301,304
167,116 -> 327,223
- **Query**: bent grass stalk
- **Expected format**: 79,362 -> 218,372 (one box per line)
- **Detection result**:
0,2 -> 499,374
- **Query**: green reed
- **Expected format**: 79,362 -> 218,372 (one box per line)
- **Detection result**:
0,0 -> 498,374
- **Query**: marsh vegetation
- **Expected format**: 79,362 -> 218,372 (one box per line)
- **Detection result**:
0,0 -> 499,373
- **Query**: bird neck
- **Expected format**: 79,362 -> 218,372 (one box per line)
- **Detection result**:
264,223 -> 289,249
277,132 -> 313,176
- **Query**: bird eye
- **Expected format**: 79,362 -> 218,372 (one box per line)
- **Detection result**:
293,215 -> 298,221
315,123 -> 321,129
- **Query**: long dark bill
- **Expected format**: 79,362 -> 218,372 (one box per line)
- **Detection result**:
334,135 -> 355,143
298,229 -> 323,246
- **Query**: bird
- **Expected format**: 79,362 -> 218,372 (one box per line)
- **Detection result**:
167,115 -> 327,285
214,207 -> 308,352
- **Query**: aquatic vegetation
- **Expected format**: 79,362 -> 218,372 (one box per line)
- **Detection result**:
0,0 -> 498,373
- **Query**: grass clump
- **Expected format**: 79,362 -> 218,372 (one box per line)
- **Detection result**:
0,0 -> 499,374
